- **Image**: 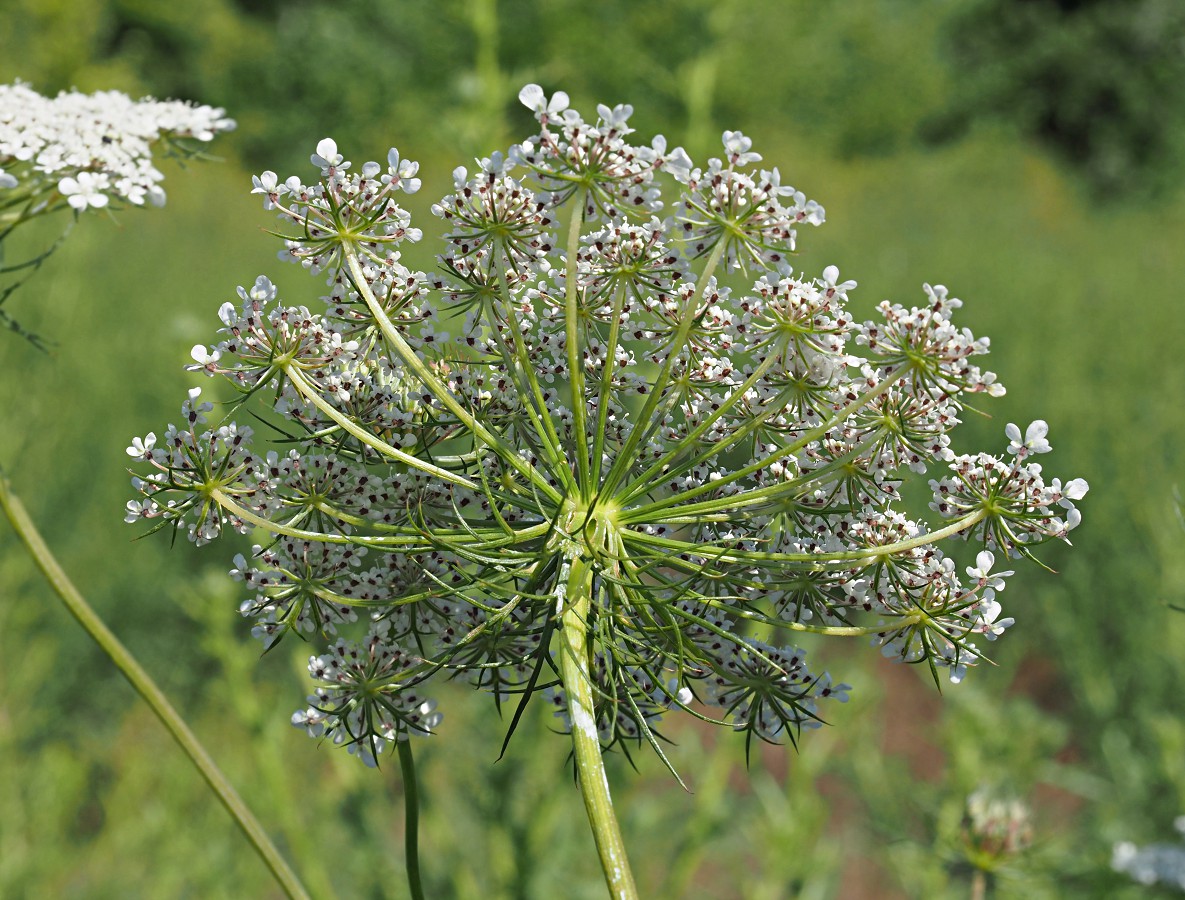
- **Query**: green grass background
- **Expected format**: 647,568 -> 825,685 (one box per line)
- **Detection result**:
2,1 -> 1184,897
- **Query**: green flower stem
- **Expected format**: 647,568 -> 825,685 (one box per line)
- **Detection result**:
621,379 -> 885,513
616,334 -> 788,504
490,244 -> 575,492
620,442 -> 868,524
210,488 -> 552,550
343,249 -> 563,506
621,506 -> 990,567
597,239 -> 727,500
480,298 -> 563,477
0,471 -> 311,900
613,552 -> 884,638
396,738 -> 426,900
970,869 -> 987,900
563,191 -> 593,495
281,361 -> 478,491
591,281 -> 630,486
620,362 -> 910,522
0,193 -> 51,228
214,489 -> 547,650
655,587 -> 888,638
558,554 -> 639,900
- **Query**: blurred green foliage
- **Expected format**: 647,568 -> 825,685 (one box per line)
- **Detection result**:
10,0 -> 1184,195
937,0 -> 1185,198
2,0 -> 1184,897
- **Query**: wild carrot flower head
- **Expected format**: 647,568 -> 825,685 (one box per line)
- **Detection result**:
127,85 -> 1086,764
0,82 -> 235,346
0,81 -> 235,210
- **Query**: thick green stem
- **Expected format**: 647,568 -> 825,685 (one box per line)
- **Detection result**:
0,471 -> 311,900
558,555 -> 639,900
397,738 -> 426,900
970,868 -> 987,900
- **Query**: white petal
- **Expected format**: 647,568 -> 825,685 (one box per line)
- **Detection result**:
518,84 -> 544,110
548,91 -> 570,114
976,550 -> 995,573
315,138 -> 338,161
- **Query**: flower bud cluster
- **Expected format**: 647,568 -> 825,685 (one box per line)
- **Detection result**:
961,787 -> 1033,869
127,85 -> 1086,763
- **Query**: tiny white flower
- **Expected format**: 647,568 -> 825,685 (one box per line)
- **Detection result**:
58,171 -> 110,210
596,102 -> 633,131
126,434 -> 157,458
519,83 -> 569,122
721,130 -> 762,166
384,148 -> 422,194
650,136 -> 692,183
1005,420 -> 1051,457
974,598 -> 1015,640
251,170 -> 280,194
966,550 -> 1013,591
124,498 -> 156,523
189,344 -> 221,369
311,138 -> 345,172
821,264 -> 857,300
251,171 -> 287,208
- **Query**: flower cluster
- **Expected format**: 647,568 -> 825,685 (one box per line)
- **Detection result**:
961,787 -> 1033,866
0,81 -> 235,209
0,82 -> 234,347
127,85 -> 1086,765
